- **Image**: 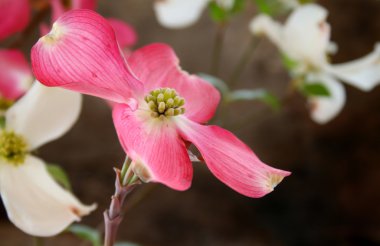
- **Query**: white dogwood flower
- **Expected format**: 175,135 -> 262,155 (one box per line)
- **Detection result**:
154,0 -> 234,28
0,81 -> 96,237
250,3 -> 380,123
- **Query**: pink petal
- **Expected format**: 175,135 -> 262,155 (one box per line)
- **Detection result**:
128,43 -> 220,123
0,49 -> 33,100
72,0 -> 97,9
112,103 -> 193,191
0,0 -> 30,41
108,18 -> 138,49
177,118 -> 291,198
31,9 -> 143,104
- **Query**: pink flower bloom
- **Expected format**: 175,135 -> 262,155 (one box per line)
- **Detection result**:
31,10 -> 290,198
0,50 -> 33,101
0,0 -> 30,41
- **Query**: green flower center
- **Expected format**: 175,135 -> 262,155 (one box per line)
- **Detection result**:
144,88 -> 185,118
0,97 -> 13,111
0,130 -> 28,165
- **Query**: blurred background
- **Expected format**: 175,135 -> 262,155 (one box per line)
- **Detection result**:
1,0 -> 380,245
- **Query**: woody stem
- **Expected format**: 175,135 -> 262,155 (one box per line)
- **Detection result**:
103,156 -> 140,246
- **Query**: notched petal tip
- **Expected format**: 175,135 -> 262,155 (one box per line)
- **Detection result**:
40,23 -> 65,45
264,170 -> 291,193
70,202 -> 97,218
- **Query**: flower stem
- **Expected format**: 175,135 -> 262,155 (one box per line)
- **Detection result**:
211,23 -> 227,76
33,237 -> 44,246
103,156 -> 140,246
227,37 -> 260,88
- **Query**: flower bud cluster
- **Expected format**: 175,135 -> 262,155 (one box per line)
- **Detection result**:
0,130 -> 28,165
145,88 -> 185,118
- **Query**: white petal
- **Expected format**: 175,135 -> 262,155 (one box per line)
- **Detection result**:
326,43 -> 380,91
308,74 -> 346,124
279,0 -> 300,10
283,4 -> 331,67
5,81 -> 82,150
0,156 -> 96,237
250,14 -> 283,48
154,0 -> 209,29
215,0 -> 234,10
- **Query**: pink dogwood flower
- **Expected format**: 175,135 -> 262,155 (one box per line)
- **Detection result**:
0,50 -> 33,110
31,9 -> 290,198
0,0 -> 30,41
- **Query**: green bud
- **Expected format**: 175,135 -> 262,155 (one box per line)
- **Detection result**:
174,96 -> 181,106
158,102 -> 166,113
166,98 -> 174,108
148,101 -> 157,111
145,87 -> 186,119
164,89 -> 173,100
0,130 -> 28,165
178,98 -> 185,107
157,93 -> 164,103
151,112 -> 159,118
165,108 -> 174,116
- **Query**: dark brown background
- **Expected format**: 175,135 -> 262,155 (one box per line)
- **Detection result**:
1,0 -> 380,245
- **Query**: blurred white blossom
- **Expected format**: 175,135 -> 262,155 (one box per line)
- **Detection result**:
251,3 -> 380,123
154,0 -> 233,28
0,81 -> 96,236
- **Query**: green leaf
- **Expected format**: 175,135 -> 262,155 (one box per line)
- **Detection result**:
260,92 -> 281,110
301,83 -> 331,97
227,89 -> 280,110
46,164 -> 72,191
68,225 -> 101,246
209,2 -> 229,22
254,0 -> 274,15
299,0 -> 314,4
281,53 -> 298,71
198,73 -> 230,96
253,0 -> 300,16
0,116 -> 5,129
231,0 -> 246,13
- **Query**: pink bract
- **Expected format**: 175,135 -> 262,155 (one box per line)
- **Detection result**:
0,50 -> 32,100
31,9 -> 290,198
0,0 -> 30,41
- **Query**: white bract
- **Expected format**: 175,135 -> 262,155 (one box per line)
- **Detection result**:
0,81 -> 96,237
250,3 -> 380,123
154,0 -> 234,29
